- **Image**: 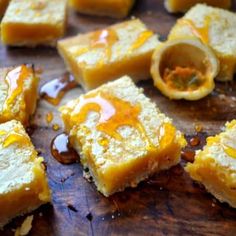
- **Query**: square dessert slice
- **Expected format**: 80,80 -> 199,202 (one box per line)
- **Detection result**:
0,120 -> 51,228
69,0 -> 135,18
0,65 -> 39,126
58,19 -> 160,90
186,120 -> 236,208
1,0 -> 67,46
0,0 -> 9,17
165,0 -> 231,13
168,4 -> 236,81
60,76 -> 186,196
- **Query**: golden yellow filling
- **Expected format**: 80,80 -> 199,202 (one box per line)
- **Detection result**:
69,0 -> 134,18
0,160 -> 50,219
2,24 -> 62,45
166,0 -> 231,12
0,121 -> 51,226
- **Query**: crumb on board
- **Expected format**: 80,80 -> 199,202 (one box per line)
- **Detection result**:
14,215 -> 34,236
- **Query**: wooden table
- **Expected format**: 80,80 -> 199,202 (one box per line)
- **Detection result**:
2,0 -> 236,235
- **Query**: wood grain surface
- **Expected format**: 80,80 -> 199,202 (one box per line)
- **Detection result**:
1,0 -> 236,235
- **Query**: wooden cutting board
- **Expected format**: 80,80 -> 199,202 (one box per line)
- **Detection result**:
2,0 -> 236,235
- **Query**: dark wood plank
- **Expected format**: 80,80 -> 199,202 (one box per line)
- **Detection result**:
1,0 -> 236,235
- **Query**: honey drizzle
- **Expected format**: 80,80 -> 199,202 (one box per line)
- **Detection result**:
0,129 -> 30,148
3,132 -> 30,148
90,29 -> 118,64
70,91 -> 179,152
130,30 -> 153,51
4,65 -> 32,111
72,28 -> 153,66
223,144 -> 236,159
222,135 -> 236,159
71,92 -> 144,141
46,112 -> 54,124
40,73 -> 77,106
51,133 -> 78,164
180,18 -> 210,44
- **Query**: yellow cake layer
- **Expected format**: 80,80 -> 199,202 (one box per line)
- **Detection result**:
165,0 -> 231,13
186,120 -> 236,208
0,65 -> 39,126
70,0 -> 135,18
60,76 -> 186,196
1,0 -> 67,46
58,19 -> 160,90
169,4 -> 236,81
0,120 -> 51,228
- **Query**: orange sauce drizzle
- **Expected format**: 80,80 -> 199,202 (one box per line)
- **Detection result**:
130,30 -> 153,51
72,28 -> 153,66
40,73 -> 77,106
90,29 -> 118,64
179,18 -> 210,44
223,144 -> 236,159
52,124 -> 60,131
0,129 -> 30,148
3,132 -> 30,148
4,65 -> 32,111
46,112 -> 53,124
222,136 -> 236,159
90,29 -> 118,48
66,93 -> 178,150
70,92 -> 144,141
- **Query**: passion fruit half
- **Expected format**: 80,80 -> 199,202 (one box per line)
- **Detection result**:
151,39 -> 219,100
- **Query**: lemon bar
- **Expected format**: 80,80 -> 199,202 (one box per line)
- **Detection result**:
186,120 -> 236,208
58,19 -> 160,90
1,0 -> 67,46
0,0 -> 9,17
0,65 -> 39,126
69,0 -> 135,18
165,0 -> 231,13
0,120 -> 51,228
60,76 -> 186,196
169,4 -> 236,81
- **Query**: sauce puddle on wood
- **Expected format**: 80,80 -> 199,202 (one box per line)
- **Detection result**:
181,150 -> 195,163
40,73 -> 77,106
189,136 -> 200,147
51,133 -> 79,164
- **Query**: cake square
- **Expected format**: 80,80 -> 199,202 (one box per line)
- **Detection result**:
0,0 -> 9,17
69,0 -> 135,18
165,0 -> 231,13
58,19 -> 160,90
1,0 -> 67,46
60,76 -> 186,196
168,4 -> 236,81
186,120 -> 236,208
0,65 -> 39,126
0,120 -> 51,228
